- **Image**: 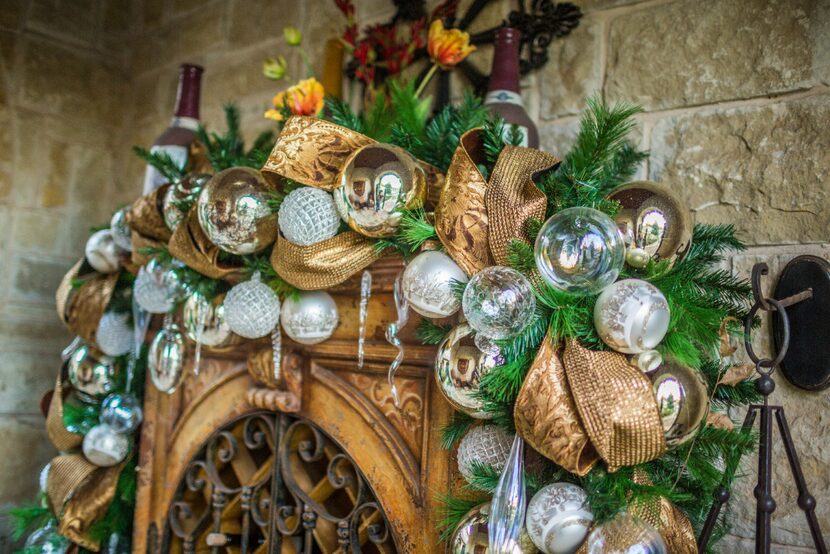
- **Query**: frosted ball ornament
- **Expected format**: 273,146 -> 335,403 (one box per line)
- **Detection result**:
95,311 -> 133,357
651,362 -> 709,447
109,208 -> 132,251
100,393 -> 143,434
85,229 -> 122,273
278,187 -> 341,246
457,424 -> 514,484
196,167 -> 278,255
334,144 -> 427,237
149,321 -> 186,394
402,250 -> 468,318
68,345 -> 119,403
526,483 -> 593,554
534,207 -> 625,295
281,291 -> 339,345
134,259 -> 183,314
462,266 -> 536,341
183,292 -> 233,347
586,513 -> 666,554
435,323 -> 500,418
82,424 -> 129,467
163,172 -> 211,231
593,279 -> 670,354
224,273 -> 281,339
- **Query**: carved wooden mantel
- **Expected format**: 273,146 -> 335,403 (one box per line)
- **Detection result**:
133,257 -> 454,553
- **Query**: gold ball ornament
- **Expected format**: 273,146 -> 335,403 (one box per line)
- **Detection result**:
333,144 -> 426,237
607,181 -> 692,272
651,361 -> 709,448
451,502 -> 539,554
67,344 -> 120,403
435,323 -> 500,418
163,172 -> 211,231
182,292 -> 233,347
196,167 -> 277,255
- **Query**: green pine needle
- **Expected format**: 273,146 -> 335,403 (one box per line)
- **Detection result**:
439,412 -> 475,450
132,146 -> 185,183
416,319 -> 452,345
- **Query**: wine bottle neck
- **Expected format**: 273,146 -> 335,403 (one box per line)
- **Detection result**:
174,63 -> 203,119
487,27 -> 522,94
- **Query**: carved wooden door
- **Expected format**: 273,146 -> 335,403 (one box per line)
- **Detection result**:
133,259 -> 453,553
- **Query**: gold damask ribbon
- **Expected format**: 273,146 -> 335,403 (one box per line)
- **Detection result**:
56,259 -> 119,345
46,375 -> 83,452
127,184 -> 172,243
168,208 -> 242,280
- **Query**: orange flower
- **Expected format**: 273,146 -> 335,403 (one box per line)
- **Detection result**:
265,78 -> 325,121
427,20 -> 476,69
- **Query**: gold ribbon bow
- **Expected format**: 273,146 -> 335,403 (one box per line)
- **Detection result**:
168,208 -> 243,280
55,259 -> 119,345
127,184 -> 172,243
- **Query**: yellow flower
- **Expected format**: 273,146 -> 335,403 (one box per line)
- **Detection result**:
265,78 -> 325,121
427,20 -> 476,69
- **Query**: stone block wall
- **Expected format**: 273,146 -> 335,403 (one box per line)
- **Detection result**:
0,0 -> 828,551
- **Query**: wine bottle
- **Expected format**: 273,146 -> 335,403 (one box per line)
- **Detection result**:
484,27 -> 539,149
141,63 -> 204,195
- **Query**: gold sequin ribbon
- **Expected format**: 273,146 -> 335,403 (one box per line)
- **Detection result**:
168,208 -> 243,280
55,259 -> 119,345
127,184 -> 172,243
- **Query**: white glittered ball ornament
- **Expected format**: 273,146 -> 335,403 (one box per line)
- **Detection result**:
593,279 -> 670,354
280,291 -> 338,345
95,312 -> 133,357
85,229 -> 121,273
224,273 -> 281,339
527,483 -> 593,554
278,187 -> 341,246
134,260 -> 183,314
402,250 -> 468,318
82,424 -> 129,467
109,208 -> 132,252
457,424 -> 514,484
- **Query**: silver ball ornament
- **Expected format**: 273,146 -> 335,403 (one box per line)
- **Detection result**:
109,208 -> 132,251
435,323 -> 500,418
450,502 -> 539,553
586,513 -> 666,554
85,229 -> 122,273
182,292 -> 233,347
457,424 -> 514,484
527,483 -> 593,554
651,362 -> 709,448
134,259 -> 183,314
280,291 -> 338,345
593,279 -> 670,354
95,311 -> 133,357
67,345 -> 119,403
278,186 -> 341,246
402,250 -> 468,318
196,167 -> 277,255
149,322 -> 186,394
100,393 -> 143,434
462,266 -> 536,340
82,423 -> 129,467
163,173 -> 210,231
535,207 -> 625,296
224,274 -> 281,339
25,521 -> 69,553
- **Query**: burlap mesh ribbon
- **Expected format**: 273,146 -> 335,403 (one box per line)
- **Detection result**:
127,184 -> 172,242
46,375 -> 83,452
55,259 -> 118,345
630,470 -> 697,553
168,208 -> 242,280
130,232 -> 164,267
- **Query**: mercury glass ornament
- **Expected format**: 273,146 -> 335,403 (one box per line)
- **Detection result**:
607,181 -> 692,272
534,207 -> 625,296
402,250 -> 468,318
82,424 -> 129,467
224,273 -> 281,339
134,259 -> 183,314
462,266 -> 536,341
651,362 -> 709,448
451,503 -> 539,554
632,350 -> 663,374
593,279 -> 670,354
149,320 -> 186,394
109,208 -> 132,251
527,483 -> 593,554
163,172 -> 211,231
100,393 -> 143,434
586,513 -> 666,554
67,345 -> 119,403
280,291 -> 339,345
435,323 -> 500,418
183,292 -> 233,347
490,435 -> 527,554
333,144 -> 427,237
95,311 -> 133,357
85,229 -> 122,273
278,186 -> 341,246
196,167 -> 277,255
457,424 -> 514,483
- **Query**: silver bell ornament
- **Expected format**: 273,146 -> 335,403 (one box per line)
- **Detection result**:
586,513 -> 666,554
462,266 -> 536,341
402,250 -> 468,318
450,502 -> 539,553
334,143 -> 427,237
182,291 -> 233,347
134,259 -> 183,314
593,279 -> 670,354
435,323 -> 500,418
149,318 -> 186,394
457,424 -> 514,484
163,172 -> 211,231
607,181 -> 692,272
85,229 -> 122,273
526,483 -> 593,554
95,311 -> 133,357
534,207 -> 625,296
100,393 -> 143,434
224,273 -> 281,339
280,291 -> 339,345
109,208 -> 133,252
651,362 -> 709,448
278,186 -> 341,246
197,167 -> 277,255
82,423 -> 129,467
67,344 -> 120,403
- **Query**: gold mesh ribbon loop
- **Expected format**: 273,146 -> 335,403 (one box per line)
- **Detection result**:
56,259 -> 118,345
46,375 -> 83,452
127,184 -> 172,242
631,470 -> 697,553
168,208 -> 242,280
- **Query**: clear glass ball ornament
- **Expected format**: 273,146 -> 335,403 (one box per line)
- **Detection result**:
593,279 -> 670,354
100,393 -> 143,434
223,273 -> 281,339
85,229 -> 121,273
586,513 -> 667,554
134,259 -> 183,314
95,311 -> 133,357
25,521 -> 69,553
456,424 -> 514,484
527,483 -> 593,554
82,423 -> 129,467
462,266 -> 536,341
109,207 -> 132,251
278,186 -> 341,246
280,291 -> 339,345
534,207 -> 625,295
402,250 -> 468,318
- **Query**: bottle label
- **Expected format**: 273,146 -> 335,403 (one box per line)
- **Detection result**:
171,116 -> 200,131
485,89 -> 524,107
141,144 -> 188,195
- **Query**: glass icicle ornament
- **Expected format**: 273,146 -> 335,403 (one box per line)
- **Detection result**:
278,186 -> 341,246
182,291 -> 233,347
100,393 -> 143,434
271,327 -> 282,382
462,266 -> 536,343
109,207 -> 133,252
385,271 -> 409,408
586,513 -> 667,554
82,423 -> 129,467
134,259 -> 183,314
85,229 -> 122,273
149,315 -> 186,394
280,291 -> 339,345
489,435 -> 527,554
457,424 -> 514,484
95,311 -> 133,357
358,270 -> 372,369
593,279 -> 670,354
129,292 -> 151,391
224,272 -> 281,339
402,250 -> 467,318
526,483 -> 593,554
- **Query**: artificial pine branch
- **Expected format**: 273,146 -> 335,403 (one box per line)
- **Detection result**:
7,502 -> 52,541
436,493 -> 485,542
132,146 -> 185,183
325,96 -> 366,134
439,412 -> 475,450
242,253 -> 298,299
416,319 -> 452,345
